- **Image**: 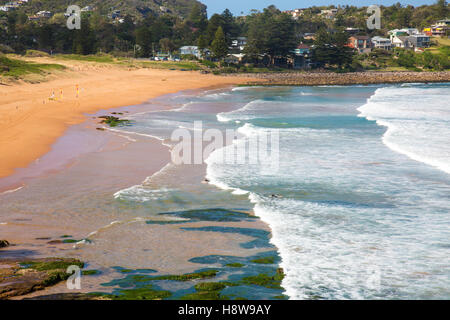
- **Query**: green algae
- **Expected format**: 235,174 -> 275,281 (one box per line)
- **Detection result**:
150,269 -> 219,281
42,271 -> 70,286
180,282 -> 231,300
99,116 -> 132,127
194,282 -> 227,292
95,285 -> 172,300
240,269 -> 285,290
20,259 -> 84,271
225,263 -> 245,268
251,256 -> 276,264
82,270 -> 101,276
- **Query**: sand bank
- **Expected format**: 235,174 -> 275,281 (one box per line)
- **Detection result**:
0,59 -> 258,179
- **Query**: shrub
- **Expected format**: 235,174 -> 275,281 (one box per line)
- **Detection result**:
25,50 -> 50,57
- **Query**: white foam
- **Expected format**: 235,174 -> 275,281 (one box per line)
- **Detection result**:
0,186 -> 24,196
358,86 -> 450,174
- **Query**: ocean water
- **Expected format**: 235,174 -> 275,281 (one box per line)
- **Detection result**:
111,83 -> 450,299
2,84 -> 449,300
207,83 -> 450,300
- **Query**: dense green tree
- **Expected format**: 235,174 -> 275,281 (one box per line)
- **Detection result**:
245,7 -> 297,65
206,14 -> 224,44
135,26 -> 152,57
436,0 -> 448,19
188,3 -> 207,31
312,29 -> 355,69
211,26 -> 228,60
72,18 -> 96,55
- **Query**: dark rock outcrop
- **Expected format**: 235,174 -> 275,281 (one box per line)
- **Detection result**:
0,257 -> 84,299
0,240 -> 9,248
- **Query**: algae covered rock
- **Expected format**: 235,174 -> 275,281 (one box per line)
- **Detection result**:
0,240 -> 9,248
0,257 -> 84,299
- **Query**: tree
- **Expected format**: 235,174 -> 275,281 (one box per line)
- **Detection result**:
72,18 -> 95,55
436,0 -> 448,19
135,26 -> 152,57
159,38 -> 175,53
206,14 -> 224,44
188,3 -> 207,31
211,26 -> 228,61
244,8 -> 297,66
312,29 -> 355,69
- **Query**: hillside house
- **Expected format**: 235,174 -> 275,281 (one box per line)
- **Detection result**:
230,37 -> 247,53
371,36 -> 392,50
180,46 -> 202,59
348,35 -> 372,54
320,9 -> 338,19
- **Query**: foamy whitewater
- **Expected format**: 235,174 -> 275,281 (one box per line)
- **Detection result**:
113,84 -> 450,299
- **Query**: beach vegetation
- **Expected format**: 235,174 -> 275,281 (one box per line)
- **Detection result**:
99,116 -> 132,127
0,55 -> 66,79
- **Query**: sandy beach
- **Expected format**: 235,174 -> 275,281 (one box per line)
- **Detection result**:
0,58 -> 258,180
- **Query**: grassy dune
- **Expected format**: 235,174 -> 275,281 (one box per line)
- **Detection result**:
0,55 -> 66,80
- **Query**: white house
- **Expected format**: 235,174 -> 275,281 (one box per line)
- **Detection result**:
371,36 -> 392,50
320,9 -> 338,19
36,11 -> 53,18
180,46 -> 202,59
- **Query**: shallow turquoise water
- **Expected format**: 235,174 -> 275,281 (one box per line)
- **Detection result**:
117,84 -> 450,299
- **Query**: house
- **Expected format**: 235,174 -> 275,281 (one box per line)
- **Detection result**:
36,11 -> 53,18
230,37 -> 247,53
224,54 -> 245,64
345,27 -> 360,35
371,36 -> 392,50
111,10 -> 121,19
348,35 -> 372,54
293,43 -> 311,56
283,8 -> 306,20
290,43 -> 311,69
389,28 -> 419,41
320,9 -> 338,19
391,35 -> 412,48
180,46 -> 202,59
436,19 -> 450,27
81,6 -> 94,12
424,19 -> 449,36
302,33 -> 316,41
391,34 -> 430,50
408,34 -> 430,49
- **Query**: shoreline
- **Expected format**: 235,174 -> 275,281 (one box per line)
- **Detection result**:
0,87 -> 285,300
0,62 -> 259,180
231,71 -> 450,86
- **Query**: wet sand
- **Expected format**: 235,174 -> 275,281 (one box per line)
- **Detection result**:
0,89 -> 279,299
0,58 -> 258,180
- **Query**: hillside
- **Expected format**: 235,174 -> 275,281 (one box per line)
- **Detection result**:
0,0 -> 206,20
